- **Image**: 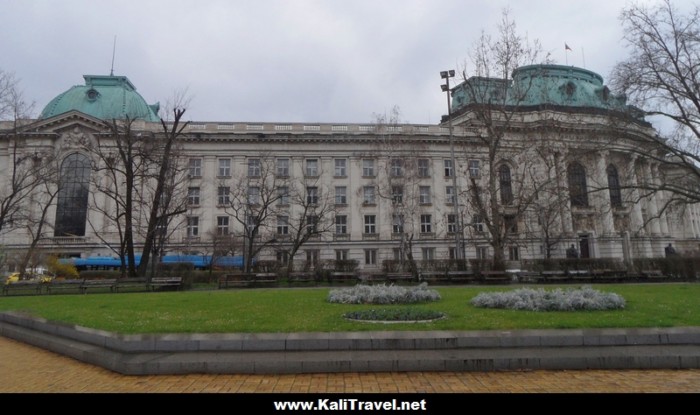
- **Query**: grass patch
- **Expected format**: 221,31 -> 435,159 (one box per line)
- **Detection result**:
0,284 -> 698,334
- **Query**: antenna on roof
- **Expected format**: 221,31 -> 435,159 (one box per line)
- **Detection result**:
110,35 -> 117,76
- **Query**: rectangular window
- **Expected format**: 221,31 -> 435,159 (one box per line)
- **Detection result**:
449,247 -> 457,260
217,216 -> 229,235
188,158 -> 202,178
509,246 -> 519,261
306,215 -> 318,234
364,215 -> 376,234
447,214 -> 458,233
334,159 -> 347,177
364,249 -> 377,265
277,216 -> 289,235
476,246 -> 488,260
186,216 -> 199,237
444,159 -> 454,177
420,214 -> 432,233
276,158 -> 289,177
363,186 -> 376,204
306,250 -> 320,266
419,186 -> 431,204
422,247 -> 435,261
362,159 -> 375,177
335,186 -> 347,204
335,250 -> 348,261
248,158 -> 261,177
217,186 -> 230,205
393,248 -> 402,261
392,214 -> 404,234
187,187 -> 200,205
472,215 -> 484,233
392,186 -> 403,204
504,215 -> 518,234
335,215 -> 347,234
418,158 -> 430,177
469,160 -> 480,178
247,186 -> 260,205
306,186 -> 319,204
218,158 -> 231,177
306,159 -> 318,176
446,186 -> 455,204
390,159 -> 403,176
277,186 -> 289,205
276,250 -> 289,265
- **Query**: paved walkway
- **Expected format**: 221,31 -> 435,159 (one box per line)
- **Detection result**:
2,336 -> 700,393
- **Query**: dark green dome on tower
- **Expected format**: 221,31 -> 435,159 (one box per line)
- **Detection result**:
39,75 -> 160,122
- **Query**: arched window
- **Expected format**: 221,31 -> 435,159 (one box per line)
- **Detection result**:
54,153 -> 91,237
607,164 -> 622,208
499,164 -> 513,205
567,162 -> 588,207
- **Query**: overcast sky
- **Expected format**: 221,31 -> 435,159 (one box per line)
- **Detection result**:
1,0 -> 691,125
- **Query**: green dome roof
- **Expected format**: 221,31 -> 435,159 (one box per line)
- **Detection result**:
40,75 -> 160,122
451,64 -> 632,114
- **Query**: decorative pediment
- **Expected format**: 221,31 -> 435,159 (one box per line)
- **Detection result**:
21,110 -> 109,136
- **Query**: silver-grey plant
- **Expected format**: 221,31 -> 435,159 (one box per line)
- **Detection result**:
328,282 -> 441,304
470,286 -> 625,311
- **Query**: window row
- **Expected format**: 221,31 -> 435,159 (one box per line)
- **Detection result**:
188,157 -> 482,179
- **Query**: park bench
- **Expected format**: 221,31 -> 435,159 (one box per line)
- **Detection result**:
640,269 -> 668,282
480,270 -> 511,284
149,276 -> 183,291
447,270 -> 477,284
516,271 -> 540,283
356,272 -> 386,284
329,271 -> 359,284
46,278 -> 84,294
287,271 -> 316,285
253,273 -> 278,287
540,270 -> 569,283
3,280 -> 44,296
567,269 -> 592,283
386,272 -> 414,284
113,278 -> 149,293
219,274 -> 254,289
419,270 -> 448,284
80,279 -> 117,294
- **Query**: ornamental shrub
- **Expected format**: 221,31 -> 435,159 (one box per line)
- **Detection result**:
470,286 -> 625,311
328,282 -> 441,304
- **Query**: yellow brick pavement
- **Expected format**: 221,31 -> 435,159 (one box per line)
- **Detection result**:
1,336 -> 699,393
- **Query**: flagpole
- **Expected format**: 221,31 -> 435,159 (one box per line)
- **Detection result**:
581,47 -> 586,69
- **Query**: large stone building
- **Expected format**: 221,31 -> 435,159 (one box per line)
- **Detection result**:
1,64 -> 699,272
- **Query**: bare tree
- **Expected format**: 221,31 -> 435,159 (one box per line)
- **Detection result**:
454,9 -> 556,269
366,106 -> 427,276
224,153 -> 287,273
83,93 -> 189,278
0,69 -> 41,237
609,0 -> 700,209
282,173 -> 336,274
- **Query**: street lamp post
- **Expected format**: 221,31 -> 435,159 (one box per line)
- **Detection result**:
441,70 -> 465,263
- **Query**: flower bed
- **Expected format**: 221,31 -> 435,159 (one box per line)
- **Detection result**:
470,286 -> 625,311
327,282 -> 441,304
343,308 -> 445,322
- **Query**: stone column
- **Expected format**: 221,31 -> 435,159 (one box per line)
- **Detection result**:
642,161 -> 661,236
626,157 -> 645,236
554,151 -> 573,235
650,163 -> 670,235
594,151 -> 615,236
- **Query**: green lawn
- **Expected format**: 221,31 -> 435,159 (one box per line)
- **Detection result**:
0,283 -> 698,334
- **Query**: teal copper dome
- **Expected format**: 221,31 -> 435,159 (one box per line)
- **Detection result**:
451,64 -> 632,114
39,75 -> 160,122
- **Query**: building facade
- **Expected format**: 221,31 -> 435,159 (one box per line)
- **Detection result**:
1,65 -> 699,273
